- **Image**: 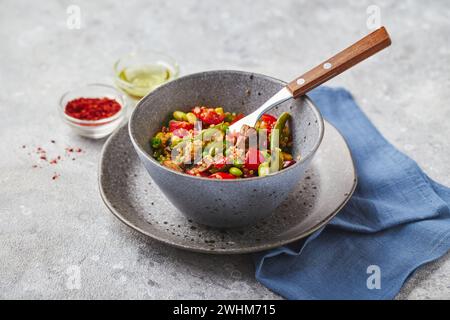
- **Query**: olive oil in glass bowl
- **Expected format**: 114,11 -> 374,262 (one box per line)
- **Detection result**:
114,51 -> 179,99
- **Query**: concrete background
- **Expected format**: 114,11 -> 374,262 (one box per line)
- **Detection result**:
0,0 -> 449,299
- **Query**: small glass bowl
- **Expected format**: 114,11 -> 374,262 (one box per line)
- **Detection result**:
59,84 -> 127,139
113,50 -> 179,99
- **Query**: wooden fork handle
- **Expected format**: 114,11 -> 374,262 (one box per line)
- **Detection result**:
287,27 -> 392,98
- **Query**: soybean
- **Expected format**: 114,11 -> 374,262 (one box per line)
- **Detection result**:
229,167 -> 243,177
186,112 -> 197,124
173,111 -> 188,121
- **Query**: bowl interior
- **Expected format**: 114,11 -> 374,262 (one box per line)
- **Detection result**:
129,70 -> 323,176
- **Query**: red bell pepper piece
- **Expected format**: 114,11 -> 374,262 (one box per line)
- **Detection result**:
169,120 -> 194,132
260,114 -> 277,125
172,128 -> 190,138
244,148 -> 265,171
230,113 -> 245,124
192,107 -> 225,125
259,114 -> 277,135
213,157 -> 228,170
208,172 -> 236,179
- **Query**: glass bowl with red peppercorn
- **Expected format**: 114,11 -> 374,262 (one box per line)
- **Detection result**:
59,84 -> 127,139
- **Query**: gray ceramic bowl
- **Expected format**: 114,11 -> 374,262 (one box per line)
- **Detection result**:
129,70 -> 324,228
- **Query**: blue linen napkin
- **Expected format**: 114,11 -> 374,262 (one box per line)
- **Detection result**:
254,87 -> 450,300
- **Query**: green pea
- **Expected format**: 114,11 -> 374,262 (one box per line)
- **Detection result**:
229,167 -> 243,177
173,111 -> 188,121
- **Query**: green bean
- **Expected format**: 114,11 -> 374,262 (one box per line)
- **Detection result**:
229,167 -> 243,177
173,111 -> 188,121
269,148 -> 283,173
270,112 -> 291,151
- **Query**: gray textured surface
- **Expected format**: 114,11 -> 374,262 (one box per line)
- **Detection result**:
0,0 -> 449,299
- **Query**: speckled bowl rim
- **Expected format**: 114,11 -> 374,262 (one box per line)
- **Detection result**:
128,70 -> 325,183
98,122 -> 357,254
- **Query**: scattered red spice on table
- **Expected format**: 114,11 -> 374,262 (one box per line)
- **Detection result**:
66,147 -> 82,153
65,97 -> 121,121
21,142 -> 85,180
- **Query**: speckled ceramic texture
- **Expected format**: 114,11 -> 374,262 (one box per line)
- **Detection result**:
99,121 -> 356,254
128,71 -> 324,228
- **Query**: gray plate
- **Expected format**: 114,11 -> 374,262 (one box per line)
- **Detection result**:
99,121 -> 357,254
